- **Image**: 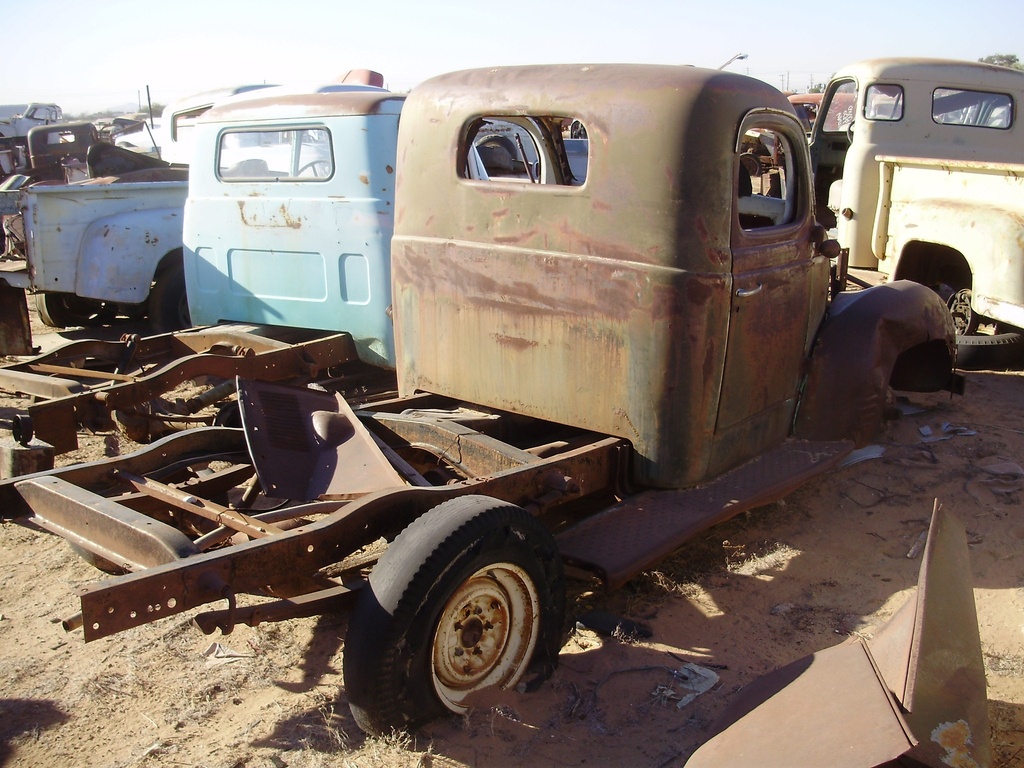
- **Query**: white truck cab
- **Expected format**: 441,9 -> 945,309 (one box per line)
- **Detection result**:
810,58 -> 1024,365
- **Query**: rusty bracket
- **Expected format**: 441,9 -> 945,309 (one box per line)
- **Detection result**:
114,469 -> 284,539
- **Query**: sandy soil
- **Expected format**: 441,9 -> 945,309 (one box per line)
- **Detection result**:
1,319 -> 1023,767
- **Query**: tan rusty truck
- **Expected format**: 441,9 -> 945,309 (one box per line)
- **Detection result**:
811,57 -> 1024,367
0,63 -> 959,735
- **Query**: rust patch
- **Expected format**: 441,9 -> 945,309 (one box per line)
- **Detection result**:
686,279 -> 713,306
493,230 -> 540,244
612,407 -> 641,440
386,165 -> 394,174
359,174 -> 369,185
492,334 -> 538,351
695,214 -> 709,244
278,204 -> 302,230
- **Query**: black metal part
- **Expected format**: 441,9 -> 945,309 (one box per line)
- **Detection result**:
12,413 -> 32,446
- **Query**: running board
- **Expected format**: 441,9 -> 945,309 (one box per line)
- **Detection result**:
556,439 -> 852,590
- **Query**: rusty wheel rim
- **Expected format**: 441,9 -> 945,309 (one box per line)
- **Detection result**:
431,563 -> 540,711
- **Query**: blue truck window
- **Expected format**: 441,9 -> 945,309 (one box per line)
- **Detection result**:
217,127 -> 334,180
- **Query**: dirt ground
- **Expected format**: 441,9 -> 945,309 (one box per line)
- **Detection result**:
1,318 -> 1023,767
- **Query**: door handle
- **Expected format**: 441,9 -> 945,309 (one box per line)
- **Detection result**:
735,283 -> 763,298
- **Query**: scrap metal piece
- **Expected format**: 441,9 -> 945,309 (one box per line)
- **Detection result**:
0,284 -> 32,355
192,582 -> 362,635
13,475 -> 199,571
686,504 -> 989,768
238,379 -> 406,501
0,326 -> 364,454
867,503 -> 990,768
114,470 -> 284,539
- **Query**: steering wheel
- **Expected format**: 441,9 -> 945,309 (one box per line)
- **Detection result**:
297,160 -> 331,178
845,119 -> 856,144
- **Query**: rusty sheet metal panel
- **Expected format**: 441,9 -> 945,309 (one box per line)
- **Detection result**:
237,379 -> 405,500
795,280 -> 956,446
687,505 -> 989,768
0,283 -> 32,355
393,65 -> 800,488
869,505 -> 990,767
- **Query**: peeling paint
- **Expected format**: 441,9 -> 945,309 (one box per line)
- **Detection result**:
931,720 -> 980,768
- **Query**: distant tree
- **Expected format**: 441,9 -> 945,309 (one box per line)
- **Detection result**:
978,54 -> 1024,70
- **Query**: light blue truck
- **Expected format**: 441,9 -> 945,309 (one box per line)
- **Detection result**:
183,79 -> 401,368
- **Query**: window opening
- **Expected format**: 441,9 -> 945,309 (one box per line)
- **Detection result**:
864,84 -> 904,121
737,127 -> 798,230
932,87 -> 1013,128
821,81 -> 858,133
217,127 -> 334,181
462,117 -> 587,185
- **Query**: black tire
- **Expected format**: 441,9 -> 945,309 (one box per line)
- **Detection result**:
34,292 -> 101,328
344,495 -> 565,735
956,332 -> 1024,370
148,255 -> 190,333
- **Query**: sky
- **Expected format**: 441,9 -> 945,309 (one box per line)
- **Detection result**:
3,0 -> 1023,115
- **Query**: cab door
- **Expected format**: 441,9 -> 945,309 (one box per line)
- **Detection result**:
710,110 -> 828,475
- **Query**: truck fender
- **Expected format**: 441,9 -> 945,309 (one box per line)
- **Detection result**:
75,206 -> 185,304
794,280 -> 955,446
888,200 -> 1024,328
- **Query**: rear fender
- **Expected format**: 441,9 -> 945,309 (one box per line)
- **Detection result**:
794,280 -> 955,446
75,207 -> 184,303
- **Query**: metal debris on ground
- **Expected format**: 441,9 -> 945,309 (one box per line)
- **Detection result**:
839,445 -> 886,466
918,423 -> 978,442
673,663 -> 720,709
203,641 -> 251,666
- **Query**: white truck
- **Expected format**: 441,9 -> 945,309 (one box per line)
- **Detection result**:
0,160 -> 189,353
811,58 -> 1024,367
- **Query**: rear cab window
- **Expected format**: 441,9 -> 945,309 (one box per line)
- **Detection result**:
461,116 -> 587,186
932,88 -> 1013,128
217,127 -> 334,181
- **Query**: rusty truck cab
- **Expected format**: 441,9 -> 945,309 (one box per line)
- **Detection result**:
393,64 -> 828,488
